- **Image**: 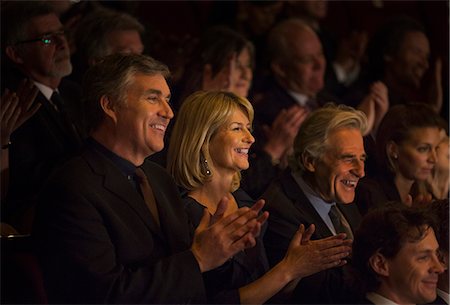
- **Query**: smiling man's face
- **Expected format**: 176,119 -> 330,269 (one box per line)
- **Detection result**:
307,128 -> 366,204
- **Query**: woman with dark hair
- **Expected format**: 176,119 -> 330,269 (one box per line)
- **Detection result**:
355,103 -> 445,215
174,26 -> 255,111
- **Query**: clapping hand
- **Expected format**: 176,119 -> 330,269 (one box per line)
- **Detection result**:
1,79 -> 40,147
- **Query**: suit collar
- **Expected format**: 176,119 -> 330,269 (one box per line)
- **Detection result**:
83,146 -> 164,237
279,169 -> 333,238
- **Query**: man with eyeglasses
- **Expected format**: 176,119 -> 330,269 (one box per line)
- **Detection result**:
1,1 -> 84,233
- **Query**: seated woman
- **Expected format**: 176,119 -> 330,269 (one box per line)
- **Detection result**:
167,90 -> 351,304
355,103 -> 445,215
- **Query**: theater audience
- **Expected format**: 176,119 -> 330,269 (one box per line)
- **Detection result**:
1,1 -> 84,233
283,0 -> 368,94
247,19 -> 388,198
355,103 -> 444,215
352,204 -> 445,305
262,104 -> 367,304
33,53 -> 267,304
167,90 -> 351,304
173,26 -> 305,199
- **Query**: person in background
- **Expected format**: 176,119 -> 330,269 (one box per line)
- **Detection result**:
348,16 -> 443,115
352,204 -> 445,305
1,1 -> 84,233
167,90 -> 351,304
1,80 -> 39,235
262,104 -> 367,304
422,130 -> 449,200
166,26 -> 306,200
355,103 -> 444,215
33,53 -> 267,304
70,6 -> 145,84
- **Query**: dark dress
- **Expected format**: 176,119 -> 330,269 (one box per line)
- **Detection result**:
183,188 -> 269,304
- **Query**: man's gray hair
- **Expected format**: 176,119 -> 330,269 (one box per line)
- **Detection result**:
290,103 -> 368,172
83,53 -> 170,133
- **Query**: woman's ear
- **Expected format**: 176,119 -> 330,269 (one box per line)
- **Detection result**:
368,251 -> 390,277
100,95 -> 118,124
387,141 -> 399,160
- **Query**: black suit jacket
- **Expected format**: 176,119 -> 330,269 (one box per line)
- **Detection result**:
261,169 -> 362,304
32,145 -> 206,304
4,76 -> 84,230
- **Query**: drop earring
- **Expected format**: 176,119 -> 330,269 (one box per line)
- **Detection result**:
201,153 -> 212,176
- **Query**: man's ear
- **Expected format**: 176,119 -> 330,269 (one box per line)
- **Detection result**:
5,46 -> 24,64
369,251 -> 390,277
270,61 -> 286,79
100,95 -> 118,124
302,152 -> 316,172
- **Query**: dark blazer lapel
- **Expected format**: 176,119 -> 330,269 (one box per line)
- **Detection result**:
280,171 -> 333,239
142,163 -> 190,251
83,148 -> 163,237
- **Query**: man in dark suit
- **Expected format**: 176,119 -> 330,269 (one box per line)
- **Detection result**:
352,205 -> 445,305
32,53 -> 266,304
262,104 -> 368,303
1,2 -> 84,232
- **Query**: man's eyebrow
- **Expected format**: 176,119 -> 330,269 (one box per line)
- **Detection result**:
143,89 -> 171,99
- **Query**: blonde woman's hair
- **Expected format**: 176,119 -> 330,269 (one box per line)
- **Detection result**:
167,91 -> 254,192
290,103 -> 368,173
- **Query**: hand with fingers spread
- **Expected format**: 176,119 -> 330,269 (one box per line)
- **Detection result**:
191,197 -> 268,272
357,81 -> 388,135
277,224 -> 352,281
263,105 -> 309,164
1,79 -> 40,147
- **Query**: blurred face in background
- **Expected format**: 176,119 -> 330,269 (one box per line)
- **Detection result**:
386,31 -> 430,89
391,127 -> 441,182
230,47 -> 253,98
274,26 -> 325,98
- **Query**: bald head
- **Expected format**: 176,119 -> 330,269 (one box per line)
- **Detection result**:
268,18 -> 326,97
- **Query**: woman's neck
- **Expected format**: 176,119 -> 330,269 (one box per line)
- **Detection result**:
188,175 -> 236,215
394,174 -> 415,205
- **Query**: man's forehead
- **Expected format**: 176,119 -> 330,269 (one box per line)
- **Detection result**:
27,13 -> 62,35
131,73 -> 170,96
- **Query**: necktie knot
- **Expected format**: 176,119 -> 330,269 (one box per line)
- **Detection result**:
328,205 -> 353,239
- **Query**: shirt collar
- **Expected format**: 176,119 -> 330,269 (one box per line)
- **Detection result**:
287,90 -> 310,107
366,292 -> 400,305
87,137 -> 136,178
33,81 -> 55,101
437,288 -> 450,304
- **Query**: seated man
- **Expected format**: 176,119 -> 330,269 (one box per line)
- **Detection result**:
32,54 -> 266,304
262,103 -> 367,303
352,204 -> 445,305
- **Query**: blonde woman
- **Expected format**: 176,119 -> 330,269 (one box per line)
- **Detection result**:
167,91 -> 351,304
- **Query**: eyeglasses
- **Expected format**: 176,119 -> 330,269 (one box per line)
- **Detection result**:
15,30 -> 65,46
